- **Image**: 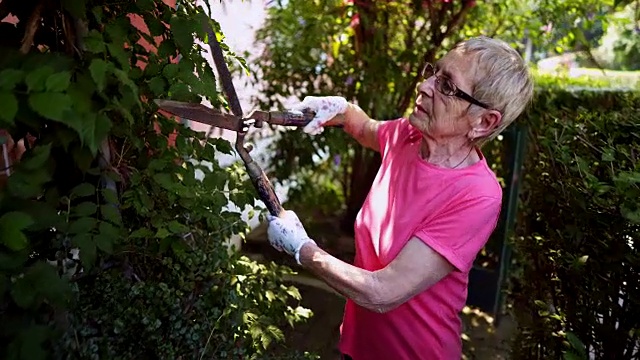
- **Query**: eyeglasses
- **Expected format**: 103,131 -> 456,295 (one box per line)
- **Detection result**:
420,62 -> 490,109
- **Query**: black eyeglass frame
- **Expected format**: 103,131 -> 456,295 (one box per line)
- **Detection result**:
421,62 -> 491,110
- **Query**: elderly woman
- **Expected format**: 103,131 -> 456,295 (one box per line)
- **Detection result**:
266,36 -> 534,360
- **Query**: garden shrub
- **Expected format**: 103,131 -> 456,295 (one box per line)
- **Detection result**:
508,80 -> 640,359
0,1 -> 311,359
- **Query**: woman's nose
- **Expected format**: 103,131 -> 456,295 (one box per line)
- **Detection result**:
417,77 -> 435,98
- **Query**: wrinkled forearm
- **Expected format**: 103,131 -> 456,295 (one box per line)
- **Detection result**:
298,242 -> 394,313
339,104 -> 381,152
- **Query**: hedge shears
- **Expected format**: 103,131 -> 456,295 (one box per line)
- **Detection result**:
154,22 -> 335,217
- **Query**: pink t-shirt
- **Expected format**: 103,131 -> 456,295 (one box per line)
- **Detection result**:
338,118 -> 503,360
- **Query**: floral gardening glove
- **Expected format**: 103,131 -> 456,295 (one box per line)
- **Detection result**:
289,96 -> 349,135
266,210 -> 316,264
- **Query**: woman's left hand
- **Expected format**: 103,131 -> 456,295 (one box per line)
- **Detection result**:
266,210 -> 315,261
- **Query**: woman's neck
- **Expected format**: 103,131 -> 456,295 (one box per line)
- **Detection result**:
419,137 -> 479,169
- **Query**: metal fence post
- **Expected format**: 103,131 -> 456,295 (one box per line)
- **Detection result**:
467,123 -> 528,326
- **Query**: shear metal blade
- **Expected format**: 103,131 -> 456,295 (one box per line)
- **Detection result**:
154,99 -> 244,132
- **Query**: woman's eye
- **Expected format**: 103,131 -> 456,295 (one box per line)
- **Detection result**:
441,80 -> 454,94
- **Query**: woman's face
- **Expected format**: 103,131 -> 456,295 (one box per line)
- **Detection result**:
409,50 -> 478,142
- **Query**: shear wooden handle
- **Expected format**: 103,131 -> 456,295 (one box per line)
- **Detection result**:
245,161 -> 284,217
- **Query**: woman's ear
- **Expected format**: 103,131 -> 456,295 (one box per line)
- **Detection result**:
469,110 -> 502,139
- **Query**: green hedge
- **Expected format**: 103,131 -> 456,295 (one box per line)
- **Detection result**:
508,80 -> 640,359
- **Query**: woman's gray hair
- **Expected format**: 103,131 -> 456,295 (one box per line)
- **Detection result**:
454,36 -> 534,145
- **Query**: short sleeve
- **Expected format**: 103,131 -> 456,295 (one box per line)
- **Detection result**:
413,196 -> 502,273
376,118 -> 411,156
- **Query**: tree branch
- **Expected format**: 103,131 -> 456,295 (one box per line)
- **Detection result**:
395,1 -> 473,114
440,2 -> 472,43
20,0 -> 46,54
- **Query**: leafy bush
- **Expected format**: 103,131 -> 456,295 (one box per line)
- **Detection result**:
0,1 -> 310,359
509,83 -> 640,359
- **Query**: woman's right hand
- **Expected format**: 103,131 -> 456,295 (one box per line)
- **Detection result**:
289,96 -> 349,135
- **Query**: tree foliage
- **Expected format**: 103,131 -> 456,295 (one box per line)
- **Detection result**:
0,1 -> 311,359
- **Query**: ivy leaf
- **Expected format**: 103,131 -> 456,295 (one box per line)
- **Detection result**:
168,82 -> 191,101
210,138 -> 234,155
16,325 -> 50,360
162,63 -> 179,78
6,168 -> 51,199
91,5 -> 102,23
71,183 -> 96,198
148,76 -> 166,95
167,220 -> 188,234
621,203 -> 640,224
0,92 -> 18,125
66,112 -> 111,155
0,250 -> 28,271
89,59 -> 110,92
95,233 -> 113,254
96,221 -> 118,253
130,228 -> 153,239
45,71 -> 72,92
154,173 -> 175,190
69,217 -> 97,234
21,143 -> 52,170
31,261 -> 70,306
28,92 -> 73,122
107,43 -> 130,70
10,275 -> 36,308
155,228 -> 170,239
25,66 -> 55,92
136,0 -> 155,12
144,13 -> 167,36
61,0 -> 86,19
85,113 -> 112,155
100,204 -> 122,225
73,202 -> 98,217
10,261 -> 69,308
112,68 -> 139,98
0,212 -> 34,251
84,30 -> 106,53
67,73 -> 96,113
73,234 -> 96,268
0,69 -> 24,90
170,16 -> 195,52
102,188 -> 119,204
157,40 -> 177,59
